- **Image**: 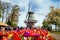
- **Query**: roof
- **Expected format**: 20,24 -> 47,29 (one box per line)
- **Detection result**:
0,22 -> 9,26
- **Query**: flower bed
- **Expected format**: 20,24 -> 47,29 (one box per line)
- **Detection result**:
0,28 -> 54,40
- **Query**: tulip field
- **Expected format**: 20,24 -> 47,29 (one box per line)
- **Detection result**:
0,28 -> 54,40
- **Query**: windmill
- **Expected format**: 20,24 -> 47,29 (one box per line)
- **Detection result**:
24,4 -> 37,28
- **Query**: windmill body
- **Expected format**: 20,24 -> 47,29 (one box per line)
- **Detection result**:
24,6 -> 37,28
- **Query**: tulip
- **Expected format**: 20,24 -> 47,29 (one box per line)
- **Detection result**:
48,36 -> 54,40
30,32 -> 34,37
0,27 -> 54,40
33,29 -> 36,32
35,34 -> 39,38
19,30 -> 24,35
24,37 -> 28,40
37,37 -> 43,40
12,34 -> 21,40
1,36 -> 8,40
8,34 -> 13,38
24,32 -> 30,37
42,36 -> 46,40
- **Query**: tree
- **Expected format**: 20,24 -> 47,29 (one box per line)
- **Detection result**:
48,6 -> 60,25
7,5 -> 20,27
4,2 -> 11,23
42,20 -> 49,28
0,1 -> 2,18
0,1 -> 11,22
0,1 -> 7,22
6,14 -> 11,26
45,6 -> 60,31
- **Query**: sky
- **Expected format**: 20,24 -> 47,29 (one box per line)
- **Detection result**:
1,0 -> 60,27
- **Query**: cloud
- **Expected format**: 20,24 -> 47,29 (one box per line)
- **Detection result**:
1,0 -> 10,2
8,0 -> 43,12
29,0 -> 43,11
37,0 -> 43,3
18,11 -> 27,26
34,14 -> 45,26
18,0 -> 29,11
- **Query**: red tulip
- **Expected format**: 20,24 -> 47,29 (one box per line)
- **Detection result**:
0,32 -> 2,35
37,38 -> 43,40
42,36 -> 46,40
48,36 -> 54,40
13,36 -> 21,40
13,34 -> 21,40
37,31 -> 40,35
1,37 -> 8,40
18,30 -> 24,35
30,31 -> 34,37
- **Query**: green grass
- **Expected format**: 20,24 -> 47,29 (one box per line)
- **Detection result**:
50,31 -> 60,34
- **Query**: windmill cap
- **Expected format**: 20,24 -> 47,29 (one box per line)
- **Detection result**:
28,11 -> 34,14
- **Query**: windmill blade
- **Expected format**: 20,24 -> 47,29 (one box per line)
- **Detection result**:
25,3 -> 30,20
28,3 -> 30,12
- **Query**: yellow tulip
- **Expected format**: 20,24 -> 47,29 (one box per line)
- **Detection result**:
8,34 -> 13,38
48,32 -> 51,36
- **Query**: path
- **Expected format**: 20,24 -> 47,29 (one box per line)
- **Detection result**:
51,33 -> 60,40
